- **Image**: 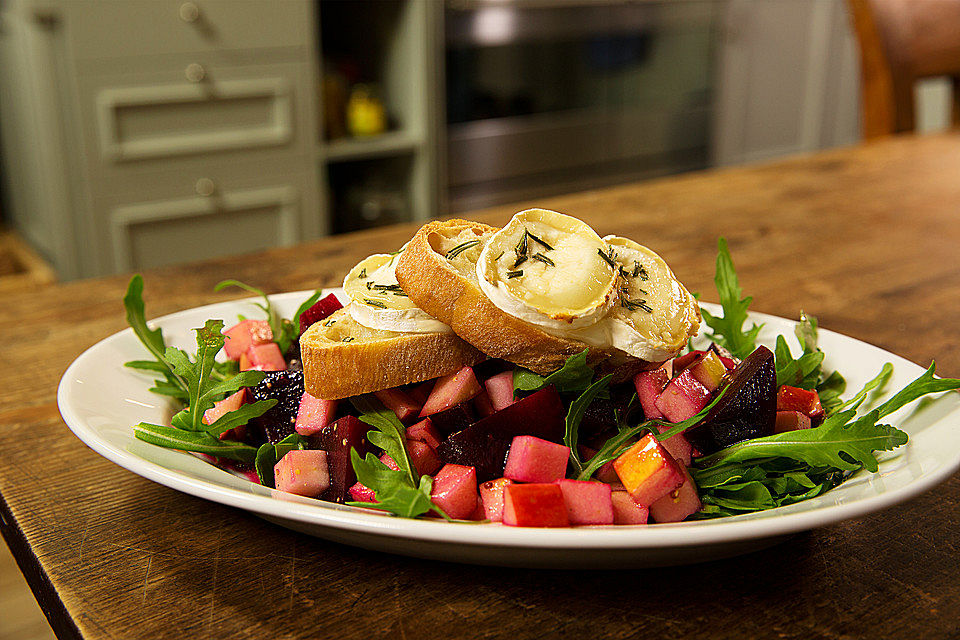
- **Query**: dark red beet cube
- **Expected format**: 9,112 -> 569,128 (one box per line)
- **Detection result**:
309,415 -> 372,503
298,293 -> 343,335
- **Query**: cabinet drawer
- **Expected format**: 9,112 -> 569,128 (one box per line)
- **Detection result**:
59,0 -> 311,61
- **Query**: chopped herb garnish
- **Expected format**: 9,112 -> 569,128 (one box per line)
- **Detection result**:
495,251 -> 505,261
513,255 -> 528,269
371,283 -> 405,293
531,253 -> 555,267
342,336 -> 355,342
322,319 -> 336,327
598,247 -> 618,269
358,268 -> 367,279
526,229 -> 553,251
366,281 -> 374,290
393,291 -> 409,297
445,239 -> 481,260
363,298 -> 387,308
619,266 -> 631,279
515,232 -> 528,259
507,270 -> 524,279
632,261 -> 649,280
622,299 -> 653,313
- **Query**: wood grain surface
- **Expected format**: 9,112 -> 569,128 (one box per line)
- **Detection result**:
2,133 -> 960,640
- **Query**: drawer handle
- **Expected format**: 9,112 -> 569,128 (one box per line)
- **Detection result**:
195,178 -> 216,197
179,2 -> 200,23
185,63 -> 206,83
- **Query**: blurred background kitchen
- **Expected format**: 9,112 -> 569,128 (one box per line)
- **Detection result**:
0,0 -> 954,286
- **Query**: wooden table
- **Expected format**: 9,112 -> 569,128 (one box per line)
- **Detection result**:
2,133 -> 959,640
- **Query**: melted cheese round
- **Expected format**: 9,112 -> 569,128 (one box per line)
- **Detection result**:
476,209 -> 619,332
343,252 -> 451,333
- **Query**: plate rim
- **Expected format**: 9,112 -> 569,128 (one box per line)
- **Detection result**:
57,291 -> 960,551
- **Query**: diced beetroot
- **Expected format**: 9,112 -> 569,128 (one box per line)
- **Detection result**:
408,380 -> 435,406
348,482 -> 377,503
649,469 -> 701,523
245,342 -> 287,371
437,387 -> 565,482
660,432 -> 693,467
310,415 -> 372,503
689,351 -> 727,392
223,319 -> 273,360
611,491 -> 649,525
374,387 -> 421,423
479,478 -> 514,522
298,293 -> 343,335
406,440 -> 442,476
774,410 -> 812,433
634,367 -> 670,420
777,386 -> 824,418
406,418 -> 441,449
473,390 -> 496,417
430,464 -> 479,520
420,366 -> 482,417
202,389 -> 247,428
294,392 -> 337,436
502,483 -> 569,528
556,479 -> 614,525
274,450 -> 330,497
427,402 -> 477,436
503,435 -> 570,483
484,371 -> 517,411
613,434 -> 685,507
654,370 -> 710,422
683,346 -> 777,454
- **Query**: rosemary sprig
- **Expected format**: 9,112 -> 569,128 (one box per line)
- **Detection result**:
358,268 -> 367,279
507,270 -> 524,279
371,283 -> 405,293
598,247 -> 618,269
342,336 -> 355,342
322,319 -> 336,327
526,229 -> 553,251
633,261 -> 649,280
531,253 -> 555,267
495,251 -> 505,262
622,299 -> 653,313
513,255 -> 528,269
515,233 -> 528,259
363,298 -> 387,308
445,239 -> 481,260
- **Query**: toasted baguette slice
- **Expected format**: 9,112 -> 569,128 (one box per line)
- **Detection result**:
300,306 -> 484,400
395,219 -> 608,374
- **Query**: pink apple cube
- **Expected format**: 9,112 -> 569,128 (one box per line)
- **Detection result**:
556,479 -> 614,525
479,477 -> 514,522
274,450 -> 329,497
407,440 -> 442,476
430,464 -> 478,520
223,319 -> 273,360
660,432 -> 693,467
348,482 -> 377,503
245,342 -> 286,371
654,369 -> 710,422
649,469 -> 701,523
294,392 -> 337,436
406,418 -> 441,449
611,491 -> 650,525
634,367 -> 670,420
774,410 -> 812,433
374,387 -> 421,423
420,366 -> 482,417
202,389 -> 247,427
503,435 -> 570,483
502,483 -> 569,527
484,370 -> 518,411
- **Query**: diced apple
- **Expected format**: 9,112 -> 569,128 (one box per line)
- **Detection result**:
649,469 -> 701,523
274,450 -> 330,497
556,479 -> 614,525
484,371 -> 518,411
579,446 -> 620,484
611,491 -> 649,525
689,351 -> 727,392
348,482 -> 377,503
503,435 -> 570,483
672,350 -> 705,373
774,410 -> 812,433
634,367 -> 670,420
613,434 -> 685,507
660,432 -> 693,467
379,453 -> 401,471
245,342 -> 286,371
502,483 -> 569,527
223,319 -> 273,360
294,392 -> 337,436
430,464 -> 479,520
654,370 -> 710,422
420,366 -> 482,417
479,477 -> 513,522
708,343 -> 740,370
473,390 -> 496,417
298,293 -> 343,335
202,389 -> 247,428
777,385 -> 824,418
406,418 -> 441,449
407,440 -> 443,476
374,387 -> 421,423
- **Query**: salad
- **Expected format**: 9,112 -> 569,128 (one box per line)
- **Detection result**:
127,239 -> 960,526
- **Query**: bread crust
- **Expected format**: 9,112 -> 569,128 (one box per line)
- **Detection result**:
300,308 -> 484,399
396,219 -> 610,374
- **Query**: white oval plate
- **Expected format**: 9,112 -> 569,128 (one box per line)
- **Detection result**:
58,291 -> 960,568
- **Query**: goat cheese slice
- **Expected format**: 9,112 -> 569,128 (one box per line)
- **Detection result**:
343,252 -> 451,333
476,208 -> 618,333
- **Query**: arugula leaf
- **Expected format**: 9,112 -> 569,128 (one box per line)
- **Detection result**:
123,275 -> 188,397
513,349 -> 595,396
205,400 -> 276,439
563,374 -> 613,476
839,363 -> 892,412
346,451 -> 448,519
816,370 -> 847,415
133,422 -> 257,464
873,362 -> 960,419
350,395 -> 418,486
774,334 -> 824,389
699,238 -> 763,359
255,433 -> 306,486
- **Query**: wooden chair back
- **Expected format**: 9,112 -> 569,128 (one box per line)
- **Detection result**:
847,0 -> 960,138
